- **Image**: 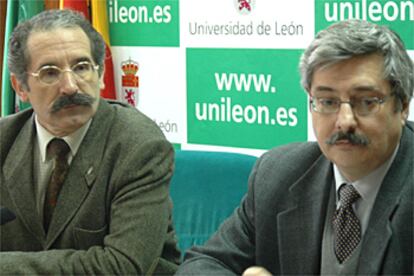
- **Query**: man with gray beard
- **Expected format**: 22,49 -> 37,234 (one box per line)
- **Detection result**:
0,9 -> 180,275
176,19 -> 413,275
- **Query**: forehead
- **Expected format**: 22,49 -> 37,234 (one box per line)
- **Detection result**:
315,54 -> 385,78
310,54 -> 390,94
26,27 -> 93,70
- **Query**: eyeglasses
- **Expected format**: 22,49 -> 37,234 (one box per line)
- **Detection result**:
29,61 -> 99,85
310,94 -> 395,116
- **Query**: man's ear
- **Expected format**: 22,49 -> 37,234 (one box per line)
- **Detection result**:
401,100 -> 409,125
11,74 -> 30,102
99,65 -> 105,90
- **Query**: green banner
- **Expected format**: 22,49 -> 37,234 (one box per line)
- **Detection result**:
2,0 -> 43,116
1,0 -> 18,117
108,0 -> 179,46
187,48 -> 308,150
315,0 -> 414,49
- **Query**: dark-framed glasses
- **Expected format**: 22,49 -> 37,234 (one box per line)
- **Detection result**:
29,61 -> 99,85
310,94 -> 395,116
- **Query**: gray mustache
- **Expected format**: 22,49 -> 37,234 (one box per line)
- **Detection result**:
326,132 -> 370,146
51,93 -> 95,113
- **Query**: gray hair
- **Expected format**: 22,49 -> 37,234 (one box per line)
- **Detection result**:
299,20 -> 413,106
8,9 -> 106,89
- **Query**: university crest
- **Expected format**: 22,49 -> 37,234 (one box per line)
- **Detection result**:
121,58 -> 139,106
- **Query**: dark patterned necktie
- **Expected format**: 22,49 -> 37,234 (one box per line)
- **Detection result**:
332,184 -> 361,263
43,138 -> 70,232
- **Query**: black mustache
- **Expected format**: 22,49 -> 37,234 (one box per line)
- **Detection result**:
51,93 -> 95,113
326,131 -> 370,146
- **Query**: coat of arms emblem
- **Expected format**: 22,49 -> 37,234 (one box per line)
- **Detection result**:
121,58 -> 139,106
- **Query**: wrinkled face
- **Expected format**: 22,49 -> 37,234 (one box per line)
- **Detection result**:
310,54 -> 408,181
11,27 -> 104,137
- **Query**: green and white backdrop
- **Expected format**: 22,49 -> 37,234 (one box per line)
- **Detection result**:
109,0 -> 414,156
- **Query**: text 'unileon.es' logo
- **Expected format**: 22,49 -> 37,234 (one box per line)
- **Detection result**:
121,58 -> 139,107
234,0 -> 255,15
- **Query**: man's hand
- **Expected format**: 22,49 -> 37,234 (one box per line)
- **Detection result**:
242,266 -> 272,276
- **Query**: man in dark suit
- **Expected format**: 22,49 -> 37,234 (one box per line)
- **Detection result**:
0,9 -> 180,274
176,20 -> 413,275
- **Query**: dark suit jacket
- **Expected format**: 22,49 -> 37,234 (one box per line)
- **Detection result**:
0,100 -> 180,275
176,122 -> 413,275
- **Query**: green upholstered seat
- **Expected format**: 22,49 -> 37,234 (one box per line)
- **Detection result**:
170,150 -> 257,258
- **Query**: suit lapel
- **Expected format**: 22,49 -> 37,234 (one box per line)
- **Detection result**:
357,125 -> 413,274
277,155 -> 333,274
45,100 -> 115,247
3,116 -> 46,245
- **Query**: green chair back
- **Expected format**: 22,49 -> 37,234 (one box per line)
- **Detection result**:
170,150 -> 257,257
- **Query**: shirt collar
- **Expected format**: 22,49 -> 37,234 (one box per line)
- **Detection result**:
334,143 -> 400,203
35,116 -> 92,162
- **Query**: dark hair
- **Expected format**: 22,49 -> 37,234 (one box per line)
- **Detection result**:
300,20 -> 413,107
8,9 -> 106,89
